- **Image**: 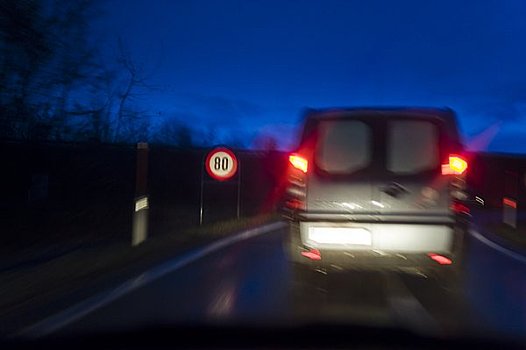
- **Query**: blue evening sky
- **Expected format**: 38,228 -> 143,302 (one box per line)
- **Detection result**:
94,0 -> 526,152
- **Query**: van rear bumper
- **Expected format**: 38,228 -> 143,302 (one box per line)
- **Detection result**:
300,221 -> 453,253
286,218 -> 465,270
293,250 -> 452,272
294,211 -> 456,225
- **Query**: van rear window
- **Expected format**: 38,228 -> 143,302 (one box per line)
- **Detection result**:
387,120 -> 439,174
316,120 -> 371,173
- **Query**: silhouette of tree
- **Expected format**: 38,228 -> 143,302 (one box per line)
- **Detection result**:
253,133 -> 278,152
153,116 -> 194,148
0,0 -> 103,141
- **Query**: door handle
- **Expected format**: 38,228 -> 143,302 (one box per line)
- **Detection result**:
381,182 -> 409,198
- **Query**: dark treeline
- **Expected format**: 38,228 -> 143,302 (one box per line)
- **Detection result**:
0,0 -> 246,148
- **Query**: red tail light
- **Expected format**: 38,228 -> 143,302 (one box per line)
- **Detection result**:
289,154 -> 308,173
450,201 -> 470,215
442,155 -> 468,175
301,248 -> 321,261
427,253 -> 452,265
285,198 -> 305,210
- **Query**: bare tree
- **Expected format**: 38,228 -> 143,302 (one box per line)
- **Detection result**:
46,0 -> 101,140
253,133 -> 278,152
111,39 -> 155,143
0,1 -> 165,145
0,0 -> 52,139
0,0 -> 103,141
153,116 -> 195,147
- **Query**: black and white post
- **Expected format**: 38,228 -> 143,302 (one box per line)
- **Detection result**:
132,142 -> 149,245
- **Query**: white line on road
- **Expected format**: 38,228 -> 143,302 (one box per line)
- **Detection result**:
16,221 -> 287,338
470,228 -> 526,265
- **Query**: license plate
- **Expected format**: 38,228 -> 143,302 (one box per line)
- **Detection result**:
308,227 -> 372,245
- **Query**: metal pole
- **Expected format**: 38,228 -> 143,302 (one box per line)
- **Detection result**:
199,153 -> 205,225
236,158 -> 241,219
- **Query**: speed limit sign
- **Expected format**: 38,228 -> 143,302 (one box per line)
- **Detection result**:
205,147 -> 238,181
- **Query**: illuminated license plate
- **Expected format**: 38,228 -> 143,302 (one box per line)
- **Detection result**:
308,227 -> 372,245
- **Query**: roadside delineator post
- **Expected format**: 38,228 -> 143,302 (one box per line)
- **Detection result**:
132,142 -> 149,246
503,197 -> 517,228
503,170 -> 519,229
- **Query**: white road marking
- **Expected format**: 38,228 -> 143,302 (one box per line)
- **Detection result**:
470,227 -> 526,264
15,221 -> 286,338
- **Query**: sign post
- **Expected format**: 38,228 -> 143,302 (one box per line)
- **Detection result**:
199,159 -> 205,225
200,147 -> 240,225
236,164 -> 241,219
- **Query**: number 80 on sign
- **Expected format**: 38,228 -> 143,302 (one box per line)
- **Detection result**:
205,147 -> 238,181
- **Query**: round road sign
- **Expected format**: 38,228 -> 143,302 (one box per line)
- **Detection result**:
205,147 -> 238,181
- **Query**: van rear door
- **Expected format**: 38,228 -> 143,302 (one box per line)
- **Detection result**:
372,118 -> 451,220
305,118 -> 376,215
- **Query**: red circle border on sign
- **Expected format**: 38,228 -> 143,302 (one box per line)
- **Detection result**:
205,147 -> 238,181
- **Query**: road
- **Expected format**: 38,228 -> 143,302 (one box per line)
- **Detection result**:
18,221 -> 526,340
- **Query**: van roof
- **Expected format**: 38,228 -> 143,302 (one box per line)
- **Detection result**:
300,106 -> 461,143
303,106 -> 457,122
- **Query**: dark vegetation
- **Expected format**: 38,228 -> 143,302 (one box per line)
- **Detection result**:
0,0 -> 247,147
0,2 -> 288,329
1,141 -> 287,259
0,0 -> 287,261
0,141 -> 286,334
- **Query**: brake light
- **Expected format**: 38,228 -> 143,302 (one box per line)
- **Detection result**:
450,201 -> 470,215
442,155 -> 468,175
450,155 -> 468,174
427,253 -> 452,265
301,248 -> 321,261
285,198 -> 305,210
289,154 -> 308,173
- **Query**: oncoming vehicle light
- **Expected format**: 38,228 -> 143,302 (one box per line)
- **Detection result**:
289,154 -> 308,173
442,155 -> 468,175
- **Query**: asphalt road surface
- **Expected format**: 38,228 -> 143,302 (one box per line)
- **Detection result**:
19,221 -> 526,340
